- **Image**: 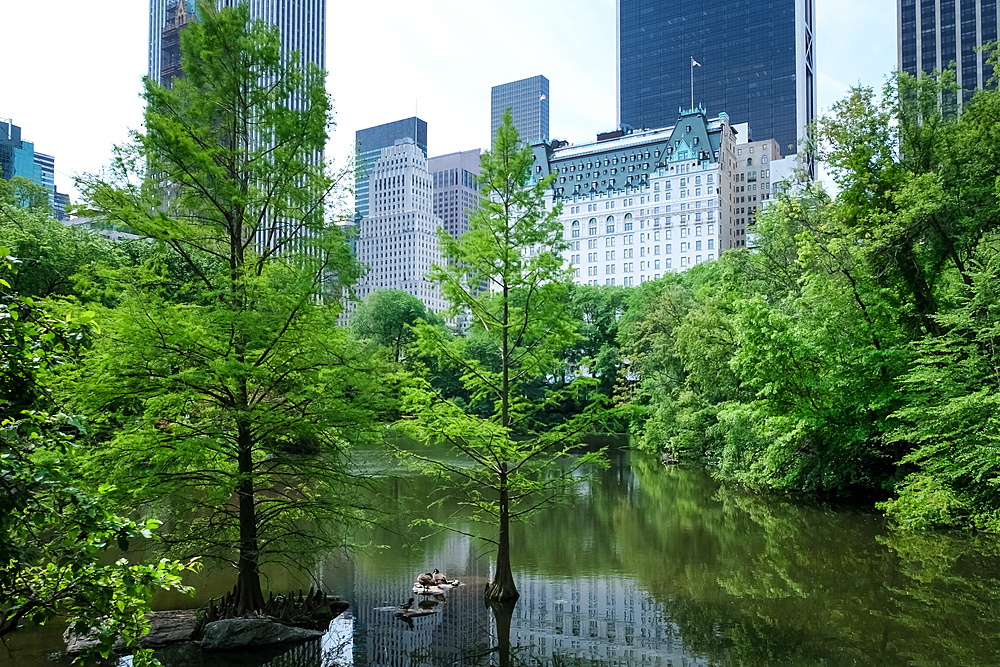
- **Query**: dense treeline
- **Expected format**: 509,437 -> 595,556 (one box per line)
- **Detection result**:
618,73 -> 1000,530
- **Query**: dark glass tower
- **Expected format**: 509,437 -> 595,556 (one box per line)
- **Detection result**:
354,117 -> 428,223
898,0 -> 998,105
617,0 -> 815,155
490,75 -> 550,147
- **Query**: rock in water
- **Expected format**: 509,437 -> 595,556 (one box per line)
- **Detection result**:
140,610 -> 201,647
201,619 -> 324,650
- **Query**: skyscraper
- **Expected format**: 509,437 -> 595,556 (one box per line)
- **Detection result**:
616,0 -> 815,156
429,149 -> 480,240
898,0 -> 998,105
354,117 -> 428,223
490,75 -> 550,147
1,119 -> 68,219
149,0 -> 326,87
355,139 -> 447,313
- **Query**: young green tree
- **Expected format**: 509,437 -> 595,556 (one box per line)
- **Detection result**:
399,111 -> 606,602
349,288 -> 441,363
70,2 -> 388,614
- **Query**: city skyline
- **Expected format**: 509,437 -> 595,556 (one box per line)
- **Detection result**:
5,0 -> 894,203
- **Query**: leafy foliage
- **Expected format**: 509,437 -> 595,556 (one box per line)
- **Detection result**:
619,70 -> 1000,525
0,250 -> 195,659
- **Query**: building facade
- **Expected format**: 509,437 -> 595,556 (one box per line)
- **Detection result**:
354,117 -> 428,223
1,120 -> 68,220
728,123 -> 781,246
491,75 -> 550,147
534,108 -> 779,285
354,139 -> 447,313
898,0 -> 999,105
149,0 -> 326,88
616,0 -> 815,158
429,149 -> 480,240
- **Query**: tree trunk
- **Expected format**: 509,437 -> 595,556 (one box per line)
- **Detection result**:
486,598 -> 517,667
484,476 -> 519,601
233,432 -> 265,614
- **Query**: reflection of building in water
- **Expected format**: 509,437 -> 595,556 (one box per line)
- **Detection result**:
349,533 -> 490,667
510,574 -> 709,666
323,612 -> 354,666
269,640 -> 321,666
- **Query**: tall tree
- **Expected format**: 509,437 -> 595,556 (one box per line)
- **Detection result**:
71,1 -> 388,614
399,111 -> 606,602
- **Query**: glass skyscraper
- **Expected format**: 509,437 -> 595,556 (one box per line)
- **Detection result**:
616,0 -> 815,155
898,0 -> 998,105
490,75 -> 550,147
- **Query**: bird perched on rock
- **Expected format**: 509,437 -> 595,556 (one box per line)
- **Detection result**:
400,597 -> 414,610
417,572 -> 434,586
432,569 -> 448,585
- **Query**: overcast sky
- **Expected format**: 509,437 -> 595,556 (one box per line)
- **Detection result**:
2,0 -> 896,201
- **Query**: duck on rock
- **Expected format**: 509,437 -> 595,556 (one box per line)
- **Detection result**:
417,572 -> 434,587
431,569 -> 448,585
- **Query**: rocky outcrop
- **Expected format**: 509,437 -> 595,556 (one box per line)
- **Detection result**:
64,610 -> 201,655
200,618 -> 324,650
141,610 -> 201,647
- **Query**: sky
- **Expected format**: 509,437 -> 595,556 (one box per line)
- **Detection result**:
2,0 -> 897,202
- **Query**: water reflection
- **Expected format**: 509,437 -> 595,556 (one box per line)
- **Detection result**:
332,449 -> 1000,667
10,449 -> 1000,667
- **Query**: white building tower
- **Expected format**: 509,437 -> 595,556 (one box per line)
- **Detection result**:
355,139 -> 448,314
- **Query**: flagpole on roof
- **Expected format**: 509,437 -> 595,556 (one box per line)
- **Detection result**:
690,56 -> 701,111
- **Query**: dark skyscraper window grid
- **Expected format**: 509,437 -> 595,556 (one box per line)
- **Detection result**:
618,0 -> 811,155
900,0 -> 1000,106
490,75 -> 550,146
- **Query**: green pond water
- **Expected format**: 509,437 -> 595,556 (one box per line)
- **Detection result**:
6,445 -> 1000,666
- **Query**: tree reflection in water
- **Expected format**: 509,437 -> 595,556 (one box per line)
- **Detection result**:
122,449 -> 1000,667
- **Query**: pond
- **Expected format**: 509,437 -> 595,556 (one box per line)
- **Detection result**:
7,446 -> 1000,666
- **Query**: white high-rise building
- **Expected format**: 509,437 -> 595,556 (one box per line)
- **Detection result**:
535,108 -> 783,285
355,139 -> 448,314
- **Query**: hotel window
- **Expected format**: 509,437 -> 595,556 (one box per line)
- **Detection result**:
572,220 -> 580,238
